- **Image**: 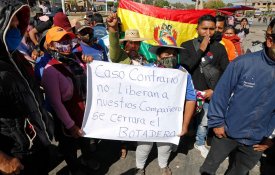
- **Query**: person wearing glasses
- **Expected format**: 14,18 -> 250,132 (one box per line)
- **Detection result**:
180,15 -> 229,159
200,19 -> 275,175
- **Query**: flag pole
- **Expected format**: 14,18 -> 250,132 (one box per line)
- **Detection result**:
106,0 -> 108,15
61,0 -> 65,13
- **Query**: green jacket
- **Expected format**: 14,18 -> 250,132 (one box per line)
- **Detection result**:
109,31 -> 131,64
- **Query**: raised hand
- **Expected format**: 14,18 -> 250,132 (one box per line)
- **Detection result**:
106,13 -> 118,32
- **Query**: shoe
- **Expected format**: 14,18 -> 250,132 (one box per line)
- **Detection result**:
194,143 -> 209,158
160,167 -> 172,175
135,168 -> 145,175
80,158 -> 100,171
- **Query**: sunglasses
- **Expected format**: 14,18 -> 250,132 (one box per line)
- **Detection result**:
53,40 -> 72,53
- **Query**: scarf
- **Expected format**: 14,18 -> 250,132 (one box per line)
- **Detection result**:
223,35 -> 241,44
223,35 -> 243,56
50,51 -> 87,100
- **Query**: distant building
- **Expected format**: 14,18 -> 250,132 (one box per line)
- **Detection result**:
251,0 -> 275,11
232,0 -> 275,12
232,1 -> 252,6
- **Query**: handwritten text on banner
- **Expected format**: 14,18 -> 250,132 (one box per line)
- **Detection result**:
82,61 -> 187,145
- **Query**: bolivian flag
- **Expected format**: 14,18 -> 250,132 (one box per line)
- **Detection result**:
118,0 -> 216,61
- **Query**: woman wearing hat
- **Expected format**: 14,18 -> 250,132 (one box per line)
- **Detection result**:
107,13 -> 196,175
107,13 -> 149,65
41,26 -> 99,174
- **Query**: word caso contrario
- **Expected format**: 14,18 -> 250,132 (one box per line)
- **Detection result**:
95,65 -> 179,84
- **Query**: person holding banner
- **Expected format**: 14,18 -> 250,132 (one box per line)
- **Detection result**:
41,27 -> 99,175
132,37 -> 197,175
107,14 -> 196,175
107,13 -> 149,65
107,13 -> 196,175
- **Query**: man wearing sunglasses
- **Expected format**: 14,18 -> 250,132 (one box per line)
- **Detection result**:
200,18 -> 275,175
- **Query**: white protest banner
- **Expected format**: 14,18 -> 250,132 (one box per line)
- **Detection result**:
82,61 -> 187,145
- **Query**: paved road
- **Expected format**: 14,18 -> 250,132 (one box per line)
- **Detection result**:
49,19 -> 275,175
242,19 -> 268,52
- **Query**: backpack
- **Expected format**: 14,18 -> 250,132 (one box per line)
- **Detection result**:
192,38 -> 221,89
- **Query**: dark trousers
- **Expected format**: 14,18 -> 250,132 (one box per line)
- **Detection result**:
19,147 -> 49,175
58,132 -> 96,171
200,136 -> 262,175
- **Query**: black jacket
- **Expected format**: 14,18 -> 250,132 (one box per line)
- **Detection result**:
0,1 -> 54,158
180,38 -> 229,91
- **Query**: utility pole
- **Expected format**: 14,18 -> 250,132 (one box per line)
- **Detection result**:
199,0 -> 203,9
195,0 -> 203,9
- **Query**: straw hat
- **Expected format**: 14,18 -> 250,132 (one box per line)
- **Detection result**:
149,35 -> 185,55
119,29 -> 149,42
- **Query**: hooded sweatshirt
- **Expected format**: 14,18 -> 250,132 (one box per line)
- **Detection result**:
223,34 -> 243,57
0,0 -> 54,157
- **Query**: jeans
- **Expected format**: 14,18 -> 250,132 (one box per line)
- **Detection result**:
195,102 -> 209,146
200,136 -> 263,175
136,142 -> 172,169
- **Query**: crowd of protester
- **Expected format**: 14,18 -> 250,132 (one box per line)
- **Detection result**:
0,0 -> 274,175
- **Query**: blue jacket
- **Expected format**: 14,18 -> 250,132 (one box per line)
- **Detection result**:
208,50 -> 275,146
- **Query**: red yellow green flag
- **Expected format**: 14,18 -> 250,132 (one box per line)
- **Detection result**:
118,0 -> 216,61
